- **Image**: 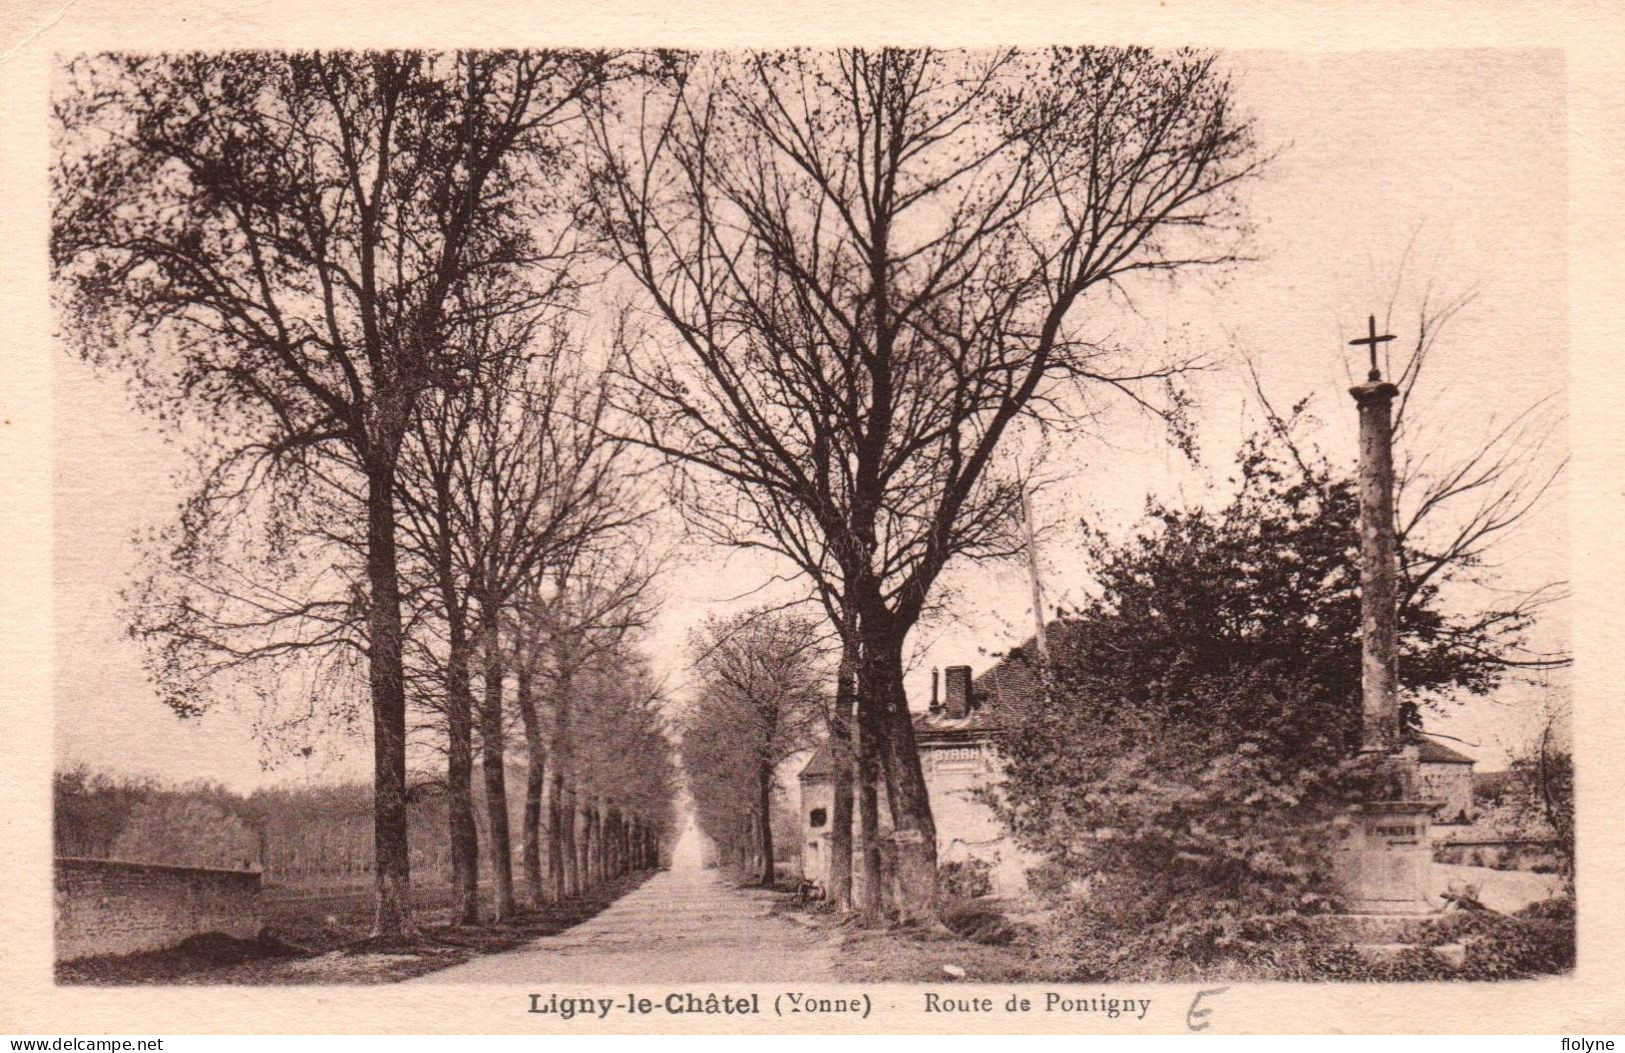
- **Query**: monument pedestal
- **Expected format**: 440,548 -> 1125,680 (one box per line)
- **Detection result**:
1333,799 -> 1440,914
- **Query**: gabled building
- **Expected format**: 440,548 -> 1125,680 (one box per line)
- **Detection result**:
1409,732 -> 1476,828
798,638 -> 1052,898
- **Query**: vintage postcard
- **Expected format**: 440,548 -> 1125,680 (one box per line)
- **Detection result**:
2,0 -> 1622,1037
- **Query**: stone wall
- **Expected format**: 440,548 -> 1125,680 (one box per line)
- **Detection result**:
55,857 -> 262,962
919,740 -> 1040,895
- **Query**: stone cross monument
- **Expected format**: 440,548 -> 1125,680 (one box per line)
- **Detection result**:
1336,314 -> 1440,914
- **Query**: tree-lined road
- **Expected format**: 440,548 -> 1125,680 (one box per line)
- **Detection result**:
413,863 -> 837,984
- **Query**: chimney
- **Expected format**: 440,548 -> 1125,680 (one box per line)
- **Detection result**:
1349,314 -> 1401,754
943,665 -> 972,720
929,667 -> 940,713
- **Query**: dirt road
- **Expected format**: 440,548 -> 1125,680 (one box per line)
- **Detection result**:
411,864 -> 838,984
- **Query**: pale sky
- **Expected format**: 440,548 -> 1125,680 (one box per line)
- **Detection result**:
53,48 -> 1569,788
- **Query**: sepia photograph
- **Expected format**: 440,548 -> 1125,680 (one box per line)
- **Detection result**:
6,3 -> 1621,1035
40,42 -> 1578,990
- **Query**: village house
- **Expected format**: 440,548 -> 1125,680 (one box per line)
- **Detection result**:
1411,733 -> 1477,828
798,638 -> 1052,898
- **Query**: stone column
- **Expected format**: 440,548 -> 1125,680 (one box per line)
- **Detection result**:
1351,378 -> 1402,754
1339,368 -> 1437,914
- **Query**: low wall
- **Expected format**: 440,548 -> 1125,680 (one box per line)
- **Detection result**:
1434,839 -> 1563,872
55,857 -> 262,962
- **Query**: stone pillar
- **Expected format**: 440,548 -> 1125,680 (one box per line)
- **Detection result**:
1351,378 -> 1402,753
1338,369 -> 1437,914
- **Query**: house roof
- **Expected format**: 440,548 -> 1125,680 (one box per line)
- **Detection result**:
913,622 -> 1080,736
799,742 -> 835,781
798,630 -> 1053,779
1408,732 -> 1476,766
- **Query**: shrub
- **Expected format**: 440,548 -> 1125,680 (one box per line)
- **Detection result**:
940,897 -> 1019,946
937,858 -> 994,900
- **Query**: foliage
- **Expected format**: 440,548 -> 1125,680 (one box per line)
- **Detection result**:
54,768 -> 457,884
936,858 -> 994,900
1038,901 -> 1573,982
54,767 -> 158,859
999,420 -> 1544,936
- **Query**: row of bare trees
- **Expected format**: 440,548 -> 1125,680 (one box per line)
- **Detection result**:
53,51 -> 676,936
680,610 -> 828,886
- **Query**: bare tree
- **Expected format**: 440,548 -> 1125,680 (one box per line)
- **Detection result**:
587,47 -> 1260,916
1385,294 -> 1569,675
1249,287 -> 1570,684
685,609 -> 831,885
571,645 -> 680,884
395,313 -> 642,920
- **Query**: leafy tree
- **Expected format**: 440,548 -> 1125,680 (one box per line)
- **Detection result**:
999,410 -> 1560,944
53,768 -> 157,859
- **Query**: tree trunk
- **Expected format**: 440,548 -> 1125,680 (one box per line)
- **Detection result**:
548,771 -> 568,899
757,762 -> 776,886
579,798 -> 595,889
443,609 -> 481,925
867,636 -> 938,924
426,469 -> 481,925
477,603 -> 517,920
558,780 -> 579,899
365,464 -> 413,939
548,663 -> 575,899
516,661 -> 547,909
618,811 -> 630,875
856,688 -> 884,923
829,636 -> 858,912
591,802 -> 604,890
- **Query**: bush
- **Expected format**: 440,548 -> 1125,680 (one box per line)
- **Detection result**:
995,421 -> 1537,961
1455,916 -> 1574,979
937,858 -> 994,900
1516,895 -> 1574,921
940,897 -> 1019,946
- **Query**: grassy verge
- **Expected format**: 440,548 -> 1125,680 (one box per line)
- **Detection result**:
777,891 -> 1576,984
56,869 -> 656,986
775,893 -> 1073,983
